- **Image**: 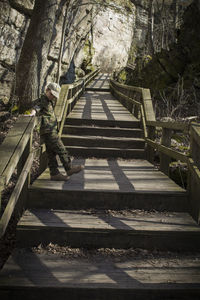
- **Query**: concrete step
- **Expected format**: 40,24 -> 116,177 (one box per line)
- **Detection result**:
17,209 -> 200,251
62,134 -> 145,149
63,125 -> 143,138
1,249 -> 200,300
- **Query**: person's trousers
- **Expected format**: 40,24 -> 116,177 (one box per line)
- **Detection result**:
41,132 -> 71,176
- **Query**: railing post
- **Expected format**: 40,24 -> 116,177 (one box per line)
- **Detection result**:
17,141 -> 30,178
160,128 -> 172,176
188,124 -> 200,224
133,105 -> 140,119
0,176 -> 5,214
146,125 -> 156,163
16,128 -> 33,215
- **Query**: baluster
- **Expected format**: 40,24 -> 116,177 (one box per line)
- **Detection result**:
188,124 -> 200,223
134,105 -> 140,119
17,142 -> 30,178
160,128 -> 172,176
0,176 -> 5,215
146,125 -> 156,163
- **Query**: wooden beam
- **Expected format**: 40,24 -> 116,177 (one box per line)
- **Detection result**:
85,69 -> 100,86
54,85 -> 69,123
1,116 -> 35,185
190,123 -> 200,148
160,128 -> 172,176
140,105 -> 147,139
110,79 -> 143,93
188,158 -> 200,182
188,158 -> 200,224
146,138 -> 188,163
0,152 -> 34,238
110,83 -> 141,107
141,89 -> 155,122
0,176 -> 5,214
146,120 -> 189,131
0,117 -> 32,176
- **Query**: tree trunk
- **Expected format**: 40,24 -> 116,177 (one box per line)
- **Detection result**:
56,2 -> 68,83
16,0 -> 58,113
172,0 -> 178,43
146,0 -> 154,55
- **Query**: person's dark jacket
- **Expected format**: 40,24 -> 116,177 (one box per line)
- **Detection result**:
33,94 -> 58,135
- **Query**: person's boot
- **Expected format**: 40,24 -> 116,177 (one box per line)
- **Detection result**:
67,165 -> 84,176
51,173 -> 69,181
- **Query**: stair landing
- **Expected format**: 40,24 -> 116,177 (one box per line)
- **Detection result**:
28,158 -> 187,211
32,158 -> 185,193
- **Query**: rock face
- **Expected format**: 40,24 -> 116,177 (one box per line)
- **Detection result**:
91,4 -> 135,73
129,0 -> 149,62
0,0 -> 32,100
0,0 -> 138,99
125,0 -> 200,90
123,0 -> 200,118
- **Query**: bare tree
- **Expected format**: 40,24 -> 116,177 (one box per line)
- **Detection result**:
15,0 -> 58,113
56,0 -> 70,83
146,0 -> 154,55
153,0 -> 183,52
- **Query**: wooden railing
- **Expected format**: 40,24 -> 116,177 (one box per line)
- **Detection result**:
110,79 -> 200,224
0,116 -> 36,237
0,69 -> 99,237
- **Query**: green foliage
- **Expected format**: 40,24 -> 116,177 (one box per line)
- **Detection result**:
81,39 -> 95,74
121,0 -> 200,119
118,69 -> 127,83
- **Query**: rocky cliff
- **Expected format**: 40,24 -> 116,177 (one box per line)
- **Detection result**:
0,0 -> 33,102
119,0 -> 200,118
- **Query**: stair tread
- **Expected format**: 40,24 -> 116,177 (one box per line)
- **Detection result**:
30,158 -> 185,194
62,134 -> 145,141
65,118 -> 141,128
65,145 -> 145,150
18,209 -> 199,232
1,249 -> 200,290
67,88 -> 139,123
64,125 -> 142,131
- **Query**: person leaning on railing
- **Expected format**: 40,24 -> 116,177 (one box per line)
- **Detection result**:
29,82 -> 84,181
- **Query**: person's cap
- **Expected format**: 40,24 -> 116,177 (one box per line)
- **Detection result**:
46,82 -> 61,99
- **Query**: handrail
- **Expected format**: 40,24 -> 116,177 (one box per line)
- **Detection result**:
0,68 -> 100,237
146,120 -> 189,131
110,80 -> 148,138
57,68 -> 100,136
0,116 -> 36,237
110,78 -> 200,224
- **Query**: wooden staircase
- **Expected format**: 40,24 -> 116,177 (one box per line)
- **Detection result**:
63,86 -> 145,159
1,73 -> 200,299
